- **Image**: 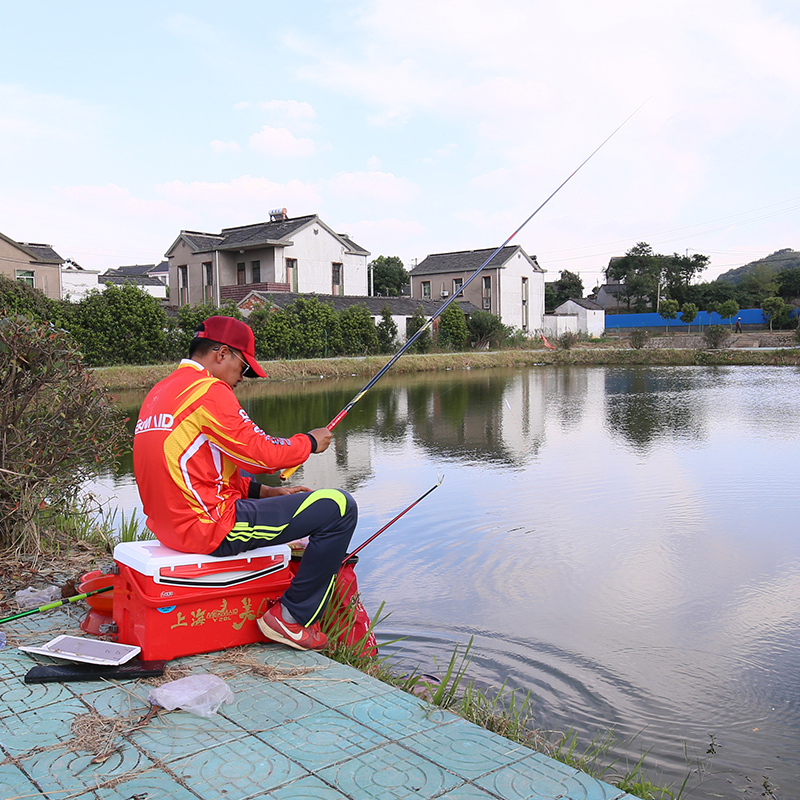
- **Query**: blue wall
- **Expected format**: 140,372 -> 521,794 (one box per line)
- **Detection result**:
605,309 -> 765,329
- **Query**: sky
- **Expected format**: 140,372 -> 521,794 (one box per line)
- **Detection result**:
3,0 -> 800,289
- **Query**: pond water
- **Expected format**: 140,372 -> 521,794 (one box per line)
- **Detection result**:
98,365 -> 800,798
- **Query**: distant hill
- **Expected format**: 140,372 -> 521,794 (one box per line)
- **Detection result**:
717,248 -> 800,284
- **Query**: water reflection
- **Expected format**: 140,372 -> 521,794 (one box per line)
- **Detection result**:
96,365 -> 800,798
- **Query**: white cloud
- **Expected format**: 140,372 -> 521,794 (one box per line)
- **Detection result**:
248,126 -> 317,157
326,171 -> 418,203
255,99 -> 316,122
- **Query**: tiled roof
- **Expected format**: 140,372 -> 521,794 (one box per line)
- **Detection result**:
558,297 -> 604,311
410,246 -> 535,276
19,243 -> 63,263
219,215 -> 317,248
244,291 -> 479,316
113,264 -> 156,277
338,234 -> 370,256
182,231 -> 224,252
100,271 -> 166,287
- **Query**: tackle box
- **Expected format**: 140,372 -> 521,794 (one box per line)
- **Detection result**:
112,540 -> 292,660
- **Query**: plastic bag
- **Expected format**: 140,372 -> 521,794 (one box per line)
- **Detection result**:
147,674 -> 233,717
15,586 -> 61,609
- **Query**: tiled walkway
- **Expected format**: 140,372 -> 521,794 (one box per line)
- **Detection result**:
0,608 -> 636,800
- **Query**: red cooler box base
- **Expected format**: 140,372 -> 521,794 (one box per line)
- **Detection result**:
113,541 -> 292,661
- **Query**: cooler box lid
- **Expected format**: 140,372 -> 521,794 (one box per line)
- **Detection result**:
113,540 -> 290,587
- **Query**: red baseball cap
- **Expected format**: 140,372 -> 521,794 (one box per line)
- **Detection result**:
194,316 -> 266,378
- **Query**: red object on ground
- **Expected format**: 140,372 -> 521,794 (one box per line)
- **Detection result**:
541,334 -> 556,350
78,570 -> 115,635
112,541 -> 292,660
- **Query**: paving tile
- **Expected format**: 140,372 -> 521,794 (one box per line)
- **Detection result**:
0,669 -> 78,713
128,707 -> 249,762
258,706 -> 390,771
0,697 -> 89,756
437,784 -> 508,799
285,660 -> 397,708
0,761 -> 44,800
221,680 -> 328,732
87,768 -> 202,800
402,715 -> 532,780
16,737 -> 155,799
475,751 -> 626,800
317,740 -> 461,800
264,773 -> 353,799
336,689 -> 456,740
171,734 -> 308,800
73,684 -> 152,718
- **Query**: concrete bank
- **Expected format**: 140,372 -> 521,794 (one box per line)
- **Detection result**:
0,607 -> 636,800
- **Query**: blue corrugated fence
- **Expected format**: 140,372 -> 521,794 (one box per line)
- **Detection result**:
605,309 -> 766,329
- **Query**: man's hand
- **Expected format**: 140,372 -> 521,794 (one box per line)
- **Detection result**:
259,484 -> 310,498
309,427 -> 332,453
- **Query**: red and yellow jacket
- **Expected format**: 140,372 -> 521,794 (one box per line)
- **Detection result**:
133,360 -> 312,553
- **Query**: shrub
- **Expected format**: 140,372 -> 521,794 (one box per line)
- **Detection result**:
467,311 -> 506,349
0,316 -> 127,551
629,329 -> 650,349
68,284 -> 168,366
558,331 -> 579,350
703,325 -> 731,349
406,307 -> 432,353
0,275 -> 67,326
376,306 -> 398,354
340,304 -> 379,355
173,300 -> 241,358
437,304 -> 470,350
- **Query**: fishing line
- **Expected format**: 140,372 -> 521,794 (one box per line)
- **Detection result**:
281,99 -> 648,482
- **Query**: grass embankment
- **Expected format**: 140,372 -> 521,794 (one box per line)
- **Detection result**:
94,345 -> 800,391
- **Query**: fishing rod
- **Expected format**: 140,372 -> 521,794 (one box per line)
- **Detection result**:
0,584 -> 113,625
343,475 -> 444,564
281,101 -> 648,482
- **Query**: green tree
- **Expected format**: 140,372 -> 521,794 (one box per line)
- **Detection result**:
662,253 -> 709,306
69,284 -> 168,366
290,297 -> 343,358
171,300 -> 241,359
659,299 -> 679,333
761,297 -> 788,331
680,302 -> 698,333
376,305 -> 398,353
609,242 -> 664,312
0,315 -> 127,550
777,267 -> 800,300
250,305 -> 294,360
738,264 -> 779,308
406,307 -> 431,353
544,283 -> 557,313
552,270 -> 584,307
0,275 -> 67,326
370,256 -> 409,296
436,304 -> 469,350
339,304 -> 379,355
718,299 -> 740,328
467,311 -> 507,348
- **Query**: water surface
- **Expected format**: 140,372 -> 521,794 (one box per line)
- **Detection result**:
100,365 -> 800,798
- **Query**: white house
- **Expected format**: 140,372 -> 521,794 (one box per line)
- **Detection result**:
165,210 -> 370,308
543,298 -> 605,337
61,260 -> 100,300
409,246 -> 545,332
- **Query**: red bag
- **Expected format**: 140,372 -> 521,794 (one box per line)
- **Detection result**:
288,550 -> 377,657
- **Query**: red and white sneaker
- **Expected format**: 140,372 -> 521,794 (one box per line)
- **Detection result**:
257,602 -> 328,651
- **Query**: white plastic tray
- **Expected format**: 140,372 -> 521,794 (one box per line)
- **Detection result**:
19,635 -> 141,666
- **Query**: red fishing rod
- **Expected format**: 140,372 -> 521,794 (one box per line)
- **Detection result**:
281,102 -> 647,482
343,475 -> 444,564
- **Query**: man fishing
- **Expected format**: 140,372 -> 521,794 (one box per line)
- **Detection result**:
132,316 -> 357,652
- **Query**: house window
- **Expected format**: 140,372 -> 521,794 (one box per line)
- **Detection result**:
178,265 -> 188,305
332,262 -> 343,295
453,278 -> 463,296
286,258 -> 298,292
203,262 -> 213,302
521,276 -> 529,331
421,281 -> 431,300
237,262 -> 246,285
15,269 -> 35,288
482,276 -> 491,311
251,260 -> 261,284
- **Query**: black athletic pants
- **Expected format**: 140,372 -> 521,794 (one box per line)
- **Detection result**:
210,489 -> 357,627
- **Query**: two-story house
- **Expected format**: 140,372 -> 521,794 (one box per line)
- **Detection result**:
409,246 -> 545,332
0,231 -> 64,299
165,210 -> 370,307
